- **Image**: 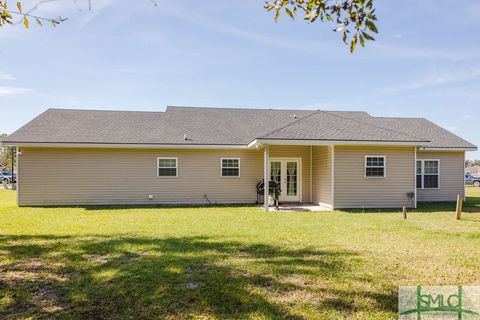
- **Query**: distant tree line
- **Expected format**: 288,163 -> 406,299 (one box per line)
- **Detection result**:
465,159 -> 480,167
0,133 -> 15,172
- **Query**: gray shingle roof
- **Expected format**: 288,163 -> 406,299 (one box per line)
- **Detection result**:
4,107 -> 477,149
358,117 -> 476,149
259,111 -> 427,142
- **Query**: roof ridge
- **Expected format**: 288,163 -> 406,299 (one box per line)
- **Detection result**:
167,105 -> 318,112
372,116 -> 426,120
167,105 -> 370,114
47,108 -> 167,114
320,111 -> 429,142
258,111 -> 319,139
418,118 -> 476,147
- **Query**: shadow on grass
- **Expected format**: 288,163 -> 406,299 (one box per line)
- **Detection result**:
0,235 -> 395,319
414,192 -> 480,214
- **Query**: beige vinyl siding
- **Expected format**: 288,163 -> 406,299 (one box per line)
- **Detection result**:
17,145 -> 312,206
311,146 -> 332,206
416,151 -> 465,202
17,148 -> 264,206
334,146 -> 416,209
269,145 -> 311,203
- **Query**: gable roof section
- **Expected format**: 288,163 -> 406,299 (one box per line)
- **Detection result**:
257,111 -> 427,143
4,106 -> 477,150
359,117 -> 476,149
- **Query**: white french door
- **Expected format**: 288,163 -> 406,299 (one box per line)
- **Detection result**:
270,159 -> 301,202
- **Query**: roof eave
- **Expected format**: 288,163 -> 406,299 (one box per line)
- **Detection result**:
5,142 -> 249,149
249,138 -> 429,148
418,146 -> 478,152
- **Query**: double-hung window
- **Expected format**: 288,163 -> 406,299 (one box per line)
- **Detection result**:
221,158 -> 240,177
157,157 -> 178,177
365,156 -> 385,178
416,160 -> 439,189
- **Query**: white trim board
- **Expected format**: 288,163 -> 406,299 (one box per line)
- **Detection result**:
270,157 -> 303,203
11,143 -> 249,149
418,147 -> 477,151
364,155 -> 386,179
416,159 -> 440,190
331,145 -> 335,209
249,139 -> 427,148
157,157 -> 178,178
220,157 -> 241,178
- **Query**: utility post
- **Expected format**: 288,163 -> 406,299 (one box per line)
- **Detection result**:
11,146 -> 16,190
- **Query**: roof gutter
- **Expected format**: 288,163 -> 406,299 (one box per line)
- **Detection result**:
248,139 -> 428,148
5,142 -> 249,149
417,146 -> 478,152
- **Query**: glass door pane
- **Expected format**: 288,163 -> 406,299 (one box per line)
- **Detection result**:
286,161 -> 298,196
270,161 -> 281,184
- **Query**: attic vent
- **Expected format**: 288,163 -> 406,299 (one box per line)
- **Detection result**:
293,114 -> 297,119
183,134 -> 187,141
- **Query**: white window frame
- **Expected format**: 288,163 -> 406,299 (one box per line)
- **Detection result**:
157,157 -> 178,178
364,155 -> 386,178
416,159 -> 440,189
220,157 -> 241,178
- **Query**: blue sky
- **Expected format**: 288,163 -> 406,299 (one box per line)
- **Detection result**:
1,0 -> 479,159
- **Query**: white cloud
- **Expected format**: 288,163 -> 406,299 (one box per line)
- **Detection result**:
0,72 -> 15,81
152,0 -> 338,55
0,87 -> 30,96
374,65 -> 480,96
369,43 -> 480,61
468,3 -> 480,20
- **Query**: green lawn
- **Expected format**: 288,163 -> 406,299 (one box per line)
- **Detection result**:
1,189 -> 479,319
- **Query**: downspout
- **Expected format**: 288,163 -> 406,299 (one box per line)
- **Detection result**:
11,147 -> 16,191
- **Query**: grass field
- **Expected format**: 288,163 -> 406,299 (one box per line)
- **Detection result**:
0,188 -> 479,319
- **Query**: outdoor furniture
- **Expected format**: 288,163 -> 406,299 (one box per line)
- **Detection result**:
256,180 -> 281,210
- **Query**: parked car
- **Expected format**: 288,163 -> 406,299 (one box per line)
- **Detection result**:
465,173 -> 480,187
0,172 -> 8,184
0,172 -> 16,184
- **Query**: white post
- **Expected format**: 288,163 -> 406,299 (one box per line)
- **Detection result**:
264,145 -> 270,212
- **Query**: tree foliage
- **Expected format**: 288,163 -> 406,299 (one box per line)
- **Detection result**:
0,0 -> 66,28
0,133 -> 14,173
1,0 -> 377,53
465,159 -> 480,168
264,0 -> 377,53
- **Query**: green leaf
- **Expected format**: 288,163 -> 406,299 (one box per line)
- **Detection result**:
350,34 -> 357,53
275,8 -> 280,22
362,31 -> 375,41
23,16 -> 29,28
326,14 -> 333,22
359,33 -> 365,47
16,1 -> 22,13
35,17 -> 43,27
285,7 -> 294,19
264,3 -> 275,11
365,20 -> 378,33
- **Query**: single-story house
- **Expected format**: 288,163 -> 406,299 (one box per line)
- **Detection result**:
4,107 -> 477,210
